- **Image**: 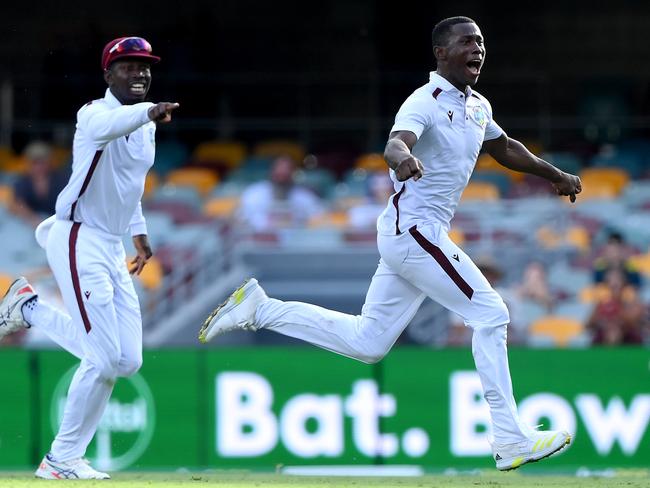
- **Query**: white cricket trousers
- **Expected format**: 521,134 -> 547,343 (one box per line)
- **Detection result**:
255,222 -> 530,443
34,220 -> 143,461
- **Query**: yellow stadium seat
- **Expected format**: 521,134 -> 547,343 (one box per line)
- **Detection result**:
50,146 -> 71,168
0,146 -> 15,166
1,156 -> 28,174
537,226 -> 590,252
461,181 -> 499,201
528,316 -> 584,347
126,256 -> 163,290
566,226 -> 591,253
166,168 -> 219,197
448,228 -> 465,245
570,181 -> 617,202
192,141 -> 246,169
144,171 -> 160,199
355,153 -> 387,172
0,185 -> 14,207
579,284 -> 610,304
253,140 -> 306,163
579,167 -> 629,195
0,274 -> 13,295
308,211 -> 349,228
475,154 -> 523,182
203,196 -> 239,219
629,253 -> 650,277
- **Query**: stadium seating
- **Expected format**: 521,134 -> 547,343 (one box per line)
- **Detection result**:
0,273 -> 13,295
460,181 -> 500,201
50,146 -> 71,169
1,155 -> 27,174
192,140 -> 246,169
154,140 -> 189,176
0,146 -> 14,167
354,153 -> 386,172
621,181 -> 650,208
165,168 -> 220,197
541,152 -> 582,175
0,184 -> 13,207
578,167 -> 629,196
589,145 -> 644,179
150,184 -> 202,209
470,170 -> 511,197
528,316 -> 586,347
144,171 -> 160,199
252,140 -> 305,163
293,167 -> 336,198
203,196 -> 240,219
475,153 -> 523,182
308,210 -> 349,228
127,255 -> 163,290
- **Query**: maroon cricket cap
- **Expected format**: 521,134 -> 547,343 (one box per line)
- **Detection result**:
101,36 -> 161,71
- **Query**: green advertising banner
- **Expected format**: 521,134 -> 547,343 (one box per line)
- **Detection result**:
0,347 -> 648,471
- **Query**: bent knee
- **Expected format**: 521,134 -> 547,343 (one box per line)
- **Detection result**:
90,356 -> 120,382
466,298 -> 510,329
357,344 -> 390,364
118,355 -> 143,377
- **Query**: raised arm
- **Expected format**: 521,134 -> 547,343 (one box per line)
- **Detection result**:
383,131 -> 424,182
483,134 -> 582,202
80,102 -> 179,145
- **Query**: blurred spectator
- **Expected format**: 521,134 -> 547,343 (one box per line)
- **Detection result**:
592,231 -> 641,288
238,155 -> 323,231
348,172 -> 394,230
447,257 -> 525,346
516,261 -> 554,311
585,268 -> 645,345
9,141 -> 67,227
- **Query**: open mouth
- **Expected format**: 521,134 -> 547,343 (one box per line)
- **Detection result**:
129,83 -> 147,95
466,59 -> 482,76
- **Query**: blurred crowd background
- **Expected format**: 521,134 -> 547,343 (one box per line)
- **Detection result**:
2,1 -> 650,349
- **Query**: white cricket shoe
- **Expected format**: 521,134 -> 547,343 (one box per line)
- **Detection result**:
35,453 -> 110,479
492,429 -> 572,471
199,278 -> 268,343
0,276 -> 36,339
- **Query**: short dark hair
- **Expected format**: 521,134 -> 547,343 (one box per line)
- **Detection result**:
432,16 -> 476,49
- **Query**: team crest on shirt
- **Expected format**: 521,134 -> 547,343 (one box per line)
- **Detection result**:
470,105 -> 488,128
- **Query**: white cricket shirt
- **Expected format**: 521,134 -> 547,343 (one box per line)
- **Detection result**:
55,88 -> 155,236
377,72 -> 504,235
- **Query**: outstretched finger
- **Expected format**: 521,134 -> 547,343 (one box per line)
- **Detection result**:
570,193 -> 576,203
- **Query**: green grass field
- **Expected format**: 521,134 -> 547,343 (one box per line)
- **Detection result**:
1,471 -> 650,488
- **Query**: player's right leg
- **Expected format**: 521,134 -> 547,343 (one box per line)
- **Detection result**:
36,221 -> 121,479
200,232 -> 426,364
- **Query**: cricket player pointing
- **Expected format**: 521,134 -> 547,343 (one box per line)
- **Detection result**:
0,36 -> 178,479
199,17 -> 580,471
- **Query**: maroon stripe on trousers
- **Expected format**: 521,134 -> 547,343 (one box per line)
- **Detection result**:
408,225 -> 474,300
68,222 -> 92,333
70,150 -> 103,220
392,184 -> 406,235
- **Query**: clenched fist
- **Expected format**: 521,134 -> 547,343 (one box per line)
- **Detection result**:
395,156 -> 424,182
552,172 -> 582,203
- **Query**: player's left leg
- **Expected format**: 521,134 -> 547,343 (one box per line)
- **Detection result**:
402,223 -> 571,469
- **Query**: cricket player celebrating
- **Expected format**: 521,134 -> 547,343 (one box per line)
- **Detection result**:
0,36 -> 178,479
199,17 -> 581,471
